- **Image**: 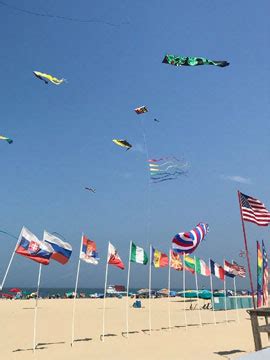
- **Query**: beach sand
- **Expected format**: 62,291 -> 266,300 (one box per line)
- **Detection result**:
0,297 -> 268,359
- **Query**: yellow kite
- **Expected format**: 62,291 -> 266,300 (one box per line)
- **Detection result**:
33,71 -> 65,85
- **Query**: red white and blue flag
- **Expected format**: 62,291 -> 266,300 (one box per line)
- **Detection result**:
80,235 -> 99,265
232,261 -> 246,278
172,222 -> 209,254
44,230 -> 72,265
210,259 -> 225,280
224,260 -> 237,278
239,192 -> 270,226
15,227 -> 53,265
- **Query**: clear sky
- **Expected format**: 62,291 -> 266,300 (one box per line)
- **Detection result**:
0,0 -> 270,290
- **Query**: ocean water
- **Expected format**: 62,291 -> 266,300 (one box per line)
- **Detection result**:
1,287 -> 180,297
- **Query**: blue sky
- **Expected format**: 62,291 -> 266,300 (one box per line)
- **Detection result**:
0,0 -> 270,290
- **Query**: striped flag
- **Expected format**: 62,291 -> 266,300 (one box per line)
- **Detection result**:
210,259 -> 225,280
195,257 -> 210,276
262,240 -> 268,306
184,255 -> 195,274
232,261 -> 246,278
224,260 -> 237,278
130,242 -> 148,265
152,247 -> 168,268
172,222 -> 209,254
239,192 -> 270,226
257,241 -> 263,307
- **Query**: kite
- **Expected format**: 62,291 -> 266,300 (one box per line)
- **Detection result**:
134,106 -> 148,114
112,139 -> 132,150
172,223 -> 209,254
154,118 -> 160,122
162,54 -> 229,68
148,157 -> 189,183
239,250 -> 246,258
0,135 -> 13,144
33,71 -> 65,85
85,187 -> 96,193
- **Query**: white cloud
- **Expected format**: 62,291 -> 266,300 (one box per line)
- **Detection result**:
221,175 -> 252,184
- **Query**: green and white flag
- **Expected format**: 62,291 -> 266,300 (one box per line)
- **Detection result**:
130,242 -> 148,265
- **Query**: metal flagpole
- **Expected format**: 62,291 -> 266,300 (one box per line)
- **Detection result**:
183,254 -> 188,329
148,244 -> 152,335
33,263 -> 42,353
194,258 -> 202,327
168,249 -> 171,330
102,242 -> 109,342
237,190 -> 256,309
126,241 -> 132,338
0,231 -> 21,291
71,233 -> 84,346
223,260 -> 228,325
209,259 -> 216,325
232,259 -> 240,323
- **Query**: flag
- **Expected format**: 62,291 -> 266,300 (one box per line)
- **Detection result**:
232,261 -> 246,278
108,242 -> 125,270
195,257 -> 210,276
257,241 -> 263,307
80,235 -> 99,265
210,259 -> 225,280
152,247 -> 169,268
239,192 -> 270,226
184,255 -> 195,274
170,250 -> 183,271
224,260 -> 237,278
262,240 -> 268,306
43,231 -> 72,265
15,227 -> 53,265
130,242 -> 148,265
172,222 -> 209,254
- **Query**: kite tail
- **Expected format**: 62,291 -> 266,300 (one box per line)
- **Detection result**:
213,60 -> 230,67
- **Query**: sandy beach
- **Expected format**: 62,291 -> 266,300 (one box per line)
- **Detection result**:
0,297 -> 268,359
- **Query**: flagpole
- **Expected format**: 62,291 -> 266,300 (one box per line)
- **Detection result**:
183,254 -> 187,329
0,232 -> 21,291
237,190 -> 256,308
71,233 -> 83,346
148,244 -> 152,335
209,259 -> 216,325
194,258 -> 202,327
223,260 -> 228,325
126,241 -> 132,338
102,243 -> 109,342
168,249 -> 171,330
232,259 -> 240,323
33,263 -> 42,353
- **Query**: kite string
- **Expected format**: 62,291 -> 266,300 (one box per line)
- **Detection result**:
139,119 -> 152,249
0,1 -> 130,27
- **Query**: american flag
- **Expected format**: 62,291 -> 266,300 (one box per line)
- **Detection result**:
232,261 -> 246,278
239,192 -> 270,226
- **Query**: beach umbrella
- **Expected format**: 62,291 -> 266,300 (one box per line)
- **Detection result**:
9,288 -> 21,293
